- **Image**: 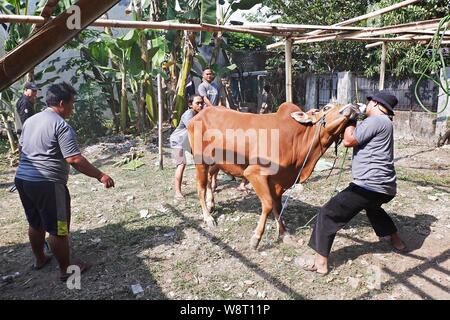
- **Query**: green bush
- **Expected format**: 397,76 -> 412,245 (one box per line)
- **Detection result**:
68,83 -> 108,144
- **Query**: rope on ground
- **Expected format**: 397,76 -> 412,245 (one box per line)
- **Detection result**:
297,146 -> 349,230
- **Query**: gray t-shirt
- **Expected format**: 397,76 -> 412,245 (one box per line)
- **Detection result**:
198,80 -> 220,106
352,115 -> 396,195
16,108 -> 81,185
169,109 -> 196,150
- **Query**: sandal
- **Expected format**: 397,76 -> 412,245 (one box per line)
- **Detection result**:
303,264 -> 329,276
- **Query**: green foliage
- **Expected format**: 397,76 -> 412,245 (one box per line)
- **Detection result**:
67,83 -> 108,144
225,32 -> 271,51
364,0 -> 450,78
263,0 -> 450,77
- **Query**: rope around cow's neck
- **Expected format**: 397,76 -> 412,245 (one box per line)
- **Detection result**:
277,116 -> 325,221
276,116 -> 349,230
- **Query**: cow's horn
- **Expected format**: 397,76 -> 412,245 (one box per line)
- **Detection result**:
291,111 -> 315,124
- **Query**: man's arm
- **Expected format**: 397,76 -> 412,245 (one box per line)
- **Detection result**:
198,83 -> 214,107
343,124 -> 358,148
65,154 -> 115,188
203,96 -> 214,107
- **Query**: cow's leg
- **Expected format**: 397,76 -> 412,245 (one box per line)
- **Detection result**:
206,166 -> 219,212
210,168 -> 218,193
196,164 -> 216,228
271,189 -> 294,244
272,195 -> 287,239
243,166 -> 273,249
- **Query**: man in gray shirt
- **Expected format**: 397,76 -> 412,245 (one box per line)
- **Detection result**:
170,95 -> 204,199
304,91 -> 407,275
15,82 -> 115,282
198,68 -> 222,107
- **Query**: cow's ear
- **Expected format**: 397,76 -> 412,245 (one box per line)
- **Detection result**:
291,111 -> 315,124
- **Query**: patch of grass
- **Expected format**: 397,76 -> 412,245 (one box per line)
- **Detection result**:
397,167 -> 450,187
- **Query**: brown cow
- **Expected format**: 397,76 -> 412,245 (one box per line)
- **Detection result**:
187,102 -> 360,249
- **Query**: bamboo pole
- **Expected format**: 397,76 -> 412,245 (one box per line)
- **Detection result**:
307,0 -> 421,34
267,0 -> 422,49
0,0 -> 121,92
344,19 -> 442,38
286,19 -> 442,46
291,35 -> 445,44
379,42 -> 386,90
285,38 -> 293,103
0,14 -> 368,33
157,73 -> 163,170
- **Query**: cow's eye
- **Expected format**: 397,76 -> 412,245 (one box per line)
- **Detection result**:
322,105 -> 332,111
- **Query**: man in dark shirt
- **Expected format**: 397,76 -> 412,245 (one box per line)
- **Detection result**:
15,82 -> 38,135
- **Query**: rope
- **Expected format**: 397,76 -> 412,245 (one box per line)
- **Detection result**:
297,146 -> 349,230
263,117 -> 324,245
277,116 -> 324,221
413,14 -> 450,115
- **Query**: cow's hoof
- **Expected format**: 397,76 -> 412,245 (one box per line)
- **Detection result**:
250,235 -> 261,250
206,203 -> 215,212
205,217 -> 217,228
281,233 -> 295,245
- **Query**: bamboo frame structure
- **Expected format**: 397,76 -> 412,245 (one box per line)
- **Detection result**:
267,0 -> 423,49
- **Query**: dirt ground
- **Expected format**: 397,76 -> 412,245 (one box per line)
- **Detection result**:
0,134 -> 449,300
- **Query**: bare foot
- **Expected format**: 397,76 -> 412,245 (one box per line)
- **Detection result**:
302,254 -> 328,275
32,255 -> 52,270
390,233 -> 407,252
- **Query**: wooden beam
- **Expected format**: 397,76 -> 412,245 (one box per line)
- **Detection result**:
242,22 -> 366,32
0,14 -> 371,35
285,38 -> 293,103
289,19 -> 443,45
39,0 -> 61,19
0,0 -> 121,92
201,23 -> 273,37
345,19 -> 442,38
307,0 -> 421,35
267,0 -> 421,49
292,34 -> 447,44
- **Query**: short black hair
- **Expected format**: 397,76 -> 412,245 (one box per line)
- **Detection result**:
45,82 -> 77,107
188,94 -> 203,105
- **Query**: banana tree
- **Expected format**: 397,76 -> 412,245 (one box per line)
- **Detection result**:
102,30 -> 166,133
172,31 -> 196,127
60,31 -> 121,132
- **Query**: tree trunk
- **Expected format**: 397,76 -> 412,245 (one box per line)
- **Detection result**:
0,113 -> 17,153
171,31 -> 195,127
120,69 -> 128,133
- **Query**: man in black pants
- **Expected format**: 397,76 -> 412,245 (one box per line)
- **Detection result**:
305,91 -> 407,276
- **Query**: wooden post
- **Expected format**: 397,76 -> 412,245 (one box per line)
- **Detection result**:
285,38 -> 293,102
157,73 -> 163,170
379,42 -> 387,90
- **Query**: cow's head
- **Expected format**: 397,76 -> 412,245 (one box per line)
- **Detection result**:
291,102 -> 360,137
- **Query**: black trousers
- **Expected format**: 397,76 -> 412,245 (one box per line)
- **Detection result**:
308,183 -> 397,257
